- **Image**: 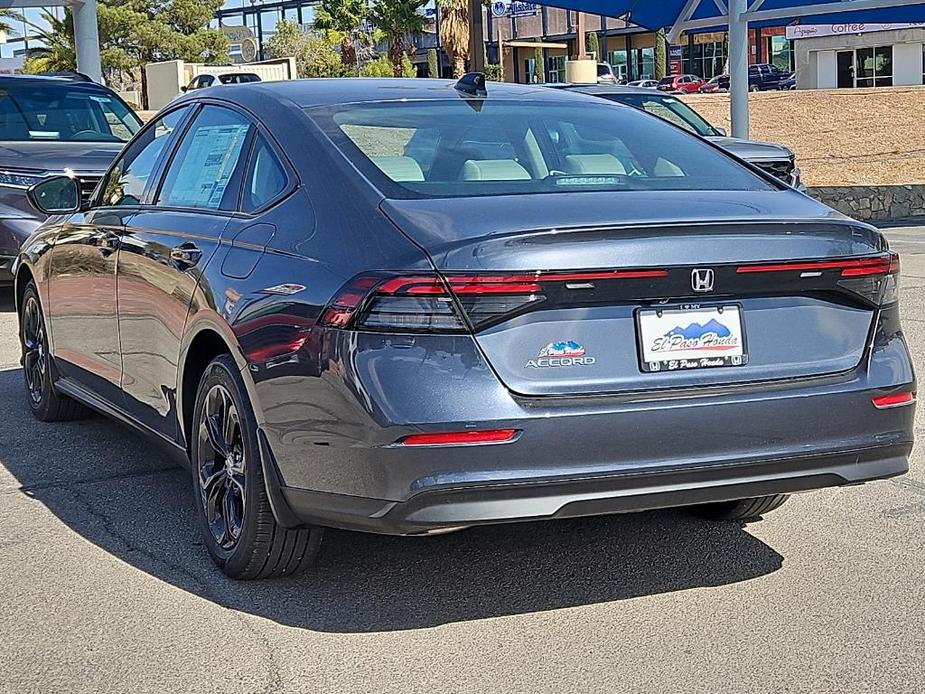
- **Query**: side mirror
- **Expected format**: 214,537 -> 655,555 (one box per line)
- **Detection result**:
181,86 -> 188,92
714,127 -> 727,136
28,175 -> 82,215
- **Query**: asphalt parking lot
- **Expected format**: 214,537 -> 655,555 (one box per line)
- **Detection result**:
1,226 -> 924,694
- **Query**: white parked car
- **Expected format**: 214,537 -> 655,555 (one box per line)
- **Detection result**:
182,72 -> 262,92
627,79 -> 659,88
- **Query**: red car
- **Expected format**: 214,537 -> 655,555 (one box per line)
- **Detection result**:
657,74 -> 705,93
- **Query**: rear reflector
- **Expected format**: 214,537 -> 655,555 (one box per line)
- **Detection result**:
871,392 -> 915,409
399,429 -> 518,446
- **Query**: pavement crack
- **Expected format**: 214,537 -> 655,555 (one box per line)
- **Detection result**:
2,467 -> 180,496
62,483 -> 285,694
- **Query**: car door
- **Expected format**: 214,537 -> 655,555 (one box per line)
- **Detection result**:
116,103 -> 255,440
45,106 -> 192,405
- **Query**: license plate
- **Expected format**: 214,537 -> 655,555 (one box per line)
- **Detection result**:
637,305 -> 747,372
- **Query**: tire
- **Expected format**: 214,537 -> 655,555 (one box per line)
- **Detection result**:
749,85 -> 760,92
19,281 -> 87,422
190,354 -> 323,579
692,494 -> 790,521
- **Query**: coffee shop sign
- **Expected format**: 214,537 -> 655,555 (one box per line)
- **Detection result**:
491,1 -> 540,18
786,22 -> 925,39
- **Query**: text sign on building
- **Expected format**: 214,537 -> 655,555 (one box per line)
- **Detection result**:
491,1 -> 539,18
786,22 -> 925,39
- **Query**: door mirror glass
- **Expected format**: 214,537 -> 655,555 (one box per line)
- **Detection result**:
28,176 -> 81,214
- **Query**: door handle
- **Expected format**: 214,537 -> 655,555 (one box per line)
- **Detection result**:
170,242 -> 202,269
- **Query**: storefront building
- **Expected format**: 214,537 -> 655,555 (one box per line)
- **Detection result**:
791,23 -> 925,89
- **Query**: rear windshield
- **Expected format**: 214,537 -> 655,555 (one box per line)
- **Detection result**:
0,84 -> 141,142
312,98 -> 774,199
658,77 -> 675,85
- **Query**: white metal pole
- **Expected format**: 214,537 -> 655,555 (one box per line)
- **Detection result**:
73,0 -> 103,84
728,0 -> 749,138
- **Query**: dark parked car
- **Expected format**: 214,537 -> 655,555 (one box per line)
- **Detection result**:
657,74 -> 704,93
707,64 -> 788,92
14,78 -> 914,579
549,84 -> 803,189
0,75 -> 142,287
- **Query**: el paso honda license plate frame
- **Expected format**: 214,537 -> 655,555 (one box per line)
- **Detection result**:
636,304 -> 747,372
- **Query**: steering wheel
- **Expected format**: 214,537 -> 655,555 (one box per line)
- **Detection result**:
70,129 -> 101,140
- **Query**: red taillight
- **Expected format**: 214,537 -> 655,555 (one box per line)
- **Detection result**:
319,267 -> 668,332
399,429 -> 518,446
871,392 -> 915,409
736,254 -> 898,277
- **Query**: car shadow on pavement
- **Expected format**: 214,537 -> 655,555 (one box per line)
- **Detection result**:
0,367 -> 784,633
0,288 -> 13,313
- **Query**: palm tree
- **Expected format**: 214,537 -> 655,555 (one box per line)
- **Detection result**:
21,9 -> 77,73
314,0 -> 367,69
369,0 -> 426,77
436,0 -> 468,78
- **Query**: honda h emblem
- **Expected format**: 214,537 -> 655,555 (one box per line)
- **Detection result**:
691,268 -> 715,293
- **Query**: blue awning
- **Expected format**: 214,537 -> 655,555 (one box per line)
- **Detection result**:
538,0 -> 925,31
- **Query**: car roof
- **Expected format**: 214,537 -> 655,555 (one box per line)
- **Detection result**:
197,78 -> 602,109
0,74 -> 108,88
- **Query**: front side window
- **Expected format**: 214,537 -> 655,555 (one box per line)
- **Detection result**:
99,106 -> 190,207
0,84 -> 140,143
157,105 -> 253,211
316,99 -> 774,199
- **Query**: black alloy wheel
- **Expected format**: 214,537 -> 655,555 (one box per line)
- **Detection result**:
191,355 -> 323,579
18,281 -> 85,422
21,294 -> 47,406
197,383 -> 246,550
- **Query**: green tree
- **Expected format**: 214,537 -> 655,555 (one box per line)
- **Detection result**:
359,53 -> 414,77
436,0 -> 468,78
313,0 -> 367,69
266,20 -> 344,78
426,47 -> 438,77
533,45 -> 544,83
369,0 -> 426,77
586,31 -> 600,61
22,9 -> 76,74
655,28 -> 667,79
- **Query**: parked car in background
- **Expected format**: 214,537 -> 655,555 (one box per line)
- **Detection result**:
183,72 -> 262,92
748,63 -> 787,91
657,74 -> 704,93
14,77 -> 912,579
0,75 -> 142,287
549,83 -> 804,190
698,75 -> 728,93
597,63 -> 618,83
779,72 -> 797,90
628,79 -> 659,88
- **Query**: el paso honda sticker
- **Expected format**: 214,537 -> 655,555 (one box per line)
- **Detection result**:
637,305 -> 746,371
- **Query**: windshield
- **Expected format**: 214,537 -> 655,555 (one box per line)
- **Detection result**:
0,84 -> 141,142
314,99 -> 772,199
594,93 -> 718,137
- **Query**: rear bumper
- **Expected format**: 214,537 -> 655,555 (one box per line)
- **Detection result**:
278,442 -> 911,535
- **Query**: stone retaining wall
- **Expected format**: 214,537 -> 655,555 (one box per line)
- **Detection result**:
808,185 -> 925,223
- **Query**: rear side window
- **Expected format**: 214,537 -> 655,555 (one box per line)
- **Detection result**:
242,134 -> 287,212
157,106 -> 253,211
99,106 -> 190,207
315,99 -> 773,199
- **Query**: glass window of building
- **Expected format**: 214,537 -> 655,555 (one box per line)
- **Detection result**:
855,45 -> 893,87
608,49 -> 628,81
768,35 -> 792,72
548,55 -> 566,82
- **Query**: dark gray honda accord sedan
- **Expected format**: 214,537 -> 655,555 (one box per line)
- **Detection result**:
13,76 -> 914,579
